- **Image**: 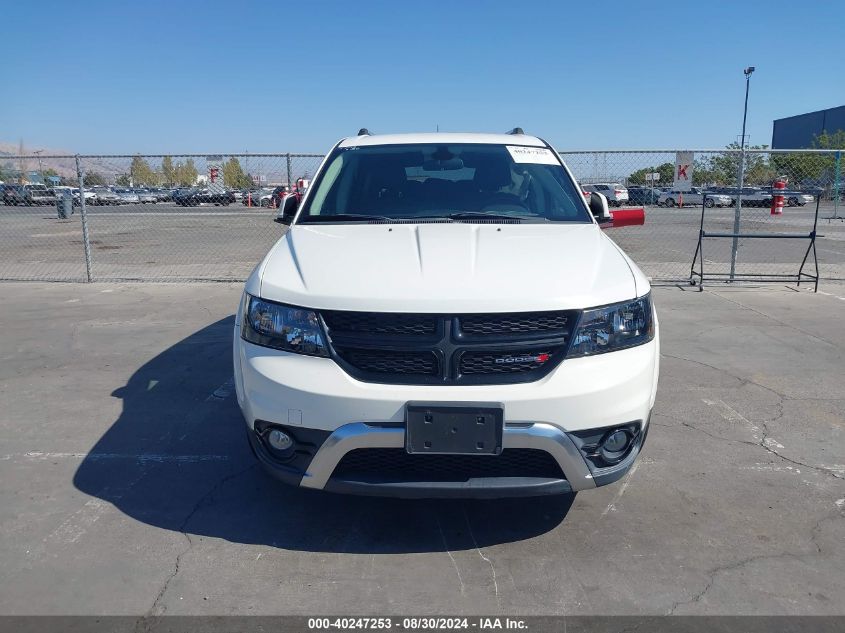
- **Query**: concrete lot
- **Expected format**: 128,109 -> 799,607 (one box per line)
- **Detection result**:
0,282 -> 843,615
1,202 -> 844,282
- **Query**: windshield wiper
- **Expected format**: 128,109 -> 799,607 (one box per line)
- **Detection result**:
298,213 -> 400,223
417,212 -> 546,223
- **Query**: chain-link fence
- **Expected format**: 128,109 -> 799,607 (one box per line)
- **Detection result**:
562,149 -> 844,283
1,149 -> 842,284
0,153 -> 323,282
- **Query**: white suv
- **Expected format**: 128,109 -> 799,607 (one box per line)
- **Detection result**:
234,131 -> 659,499
583,183 -> 629,206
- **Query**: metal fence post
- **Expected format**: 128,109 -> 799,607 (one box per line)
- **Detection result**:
286,153 -> 292,187
833,150 -> 841,220
75,155 -> 93,282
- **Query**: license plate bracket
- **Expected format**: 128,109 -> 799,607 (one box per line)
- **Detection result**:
405,402 -> 503,455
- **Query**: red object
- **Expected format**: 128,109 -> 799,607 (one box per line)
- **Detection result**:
210,167 -> 219,183
604,207 -> 645,228
247,192 -> 252,207
771,178 -> 786,215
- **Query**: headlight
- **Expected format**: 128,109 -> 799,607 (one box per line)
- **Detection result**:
567,294 -> 654,357
241,294 -> 328,357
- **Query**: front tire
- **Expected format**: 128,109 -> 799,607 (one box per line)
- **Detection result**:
705,198 -> 715,208
665,198 -> 675,207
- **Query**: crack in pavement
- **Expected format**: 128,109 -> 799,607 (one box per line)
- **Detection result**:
665,499 -> 845,615
136,463 -> 257,628
660,354 -> 844,482
665,551 -> 798,615
654,410 -> 844,483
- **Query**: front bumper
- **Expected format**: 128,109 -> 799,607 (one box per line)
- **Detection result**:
246,417 -> 650,498
234,322 -> 659,497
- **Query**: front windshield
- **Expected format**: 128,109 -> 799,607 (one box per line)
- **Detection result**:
298,143 -> 591,223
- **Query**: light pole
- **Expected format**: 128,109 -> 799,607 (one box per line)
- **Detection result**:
33,149 -> 45,184
729,66 -> 755,281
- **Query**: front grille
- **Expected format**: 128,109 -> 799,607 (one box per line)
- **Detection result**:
459,312 -> 569,336
323,309 -> 577,385
460,350 -> 554,374
332,448 -> 565,483
322,311 -> 437,336
338,349 -> 438,375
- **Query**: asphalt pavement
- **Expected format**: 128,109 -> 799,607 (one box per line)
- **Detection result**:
0,283 -> 843,615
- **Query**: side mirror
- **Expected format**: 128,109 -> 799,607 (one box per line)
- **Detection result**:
274,195 -> 299,225
588,192 -> 611,221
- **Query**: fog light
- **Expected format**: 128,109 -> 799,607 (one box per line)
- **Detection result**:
599,429 -> 632,463
267,428 -> 294,452
603,429 -> 629,452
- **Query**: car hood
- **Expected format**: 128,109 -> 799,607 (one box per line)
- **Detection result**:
257,223 -> 641,312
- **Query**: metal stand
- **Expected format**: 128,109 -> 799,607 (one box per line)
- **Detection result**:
689,196 -> 820,292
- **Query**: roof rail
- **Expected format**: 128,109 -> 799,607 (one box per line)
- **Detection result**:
506,127 -> 524,135
357,128 -> 371,136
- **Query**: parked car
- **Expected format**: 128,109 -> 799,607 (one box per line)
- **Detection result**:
726,187 -> 774,207
235,130 -> 659,499
131,188 -> 158,204
2,183 -> 56,205
113,188 -> 140,204
174,188 -> 235,206
583,183 -> 629,207
241,188 -> 262,205
241,187 -> 274,207
89,187 -> 122,205
149,188 -> 173,202
626,186 -> 662,205
269,185 -> 292,208
2,184 -> 26,205
71,188 -> 97,206
659,188 -> 732,208
758,188 -> 815,207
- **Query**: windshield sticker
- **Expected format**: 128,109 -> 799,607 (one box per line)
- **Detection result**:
506,146 -> 559,165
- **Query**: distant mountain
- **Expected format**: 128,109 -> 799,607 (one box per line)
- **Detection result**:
0,142 -> 122,179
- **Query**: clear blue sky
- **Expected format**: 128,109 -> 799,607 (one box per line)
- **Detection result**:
2,0 -> 843,154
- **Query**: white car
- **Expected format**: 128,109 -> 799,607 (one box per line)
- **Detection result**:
659,188 -> 732,208
583,183 -> 629,206
234,131 -> 659,499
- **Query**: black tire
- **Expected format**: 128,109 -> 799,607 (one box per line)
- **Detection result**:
665,198 -> 675,207
788,197 -> 798,207
705,198 -> 715,208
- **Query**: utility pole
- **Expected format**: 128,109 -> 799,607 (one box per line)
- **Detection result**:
18,139 -> 25,183
34,150 -> 45,184
729,66 -> 755,281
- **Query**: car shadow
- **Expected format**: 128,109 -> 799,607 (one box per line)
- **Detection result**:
73,317 -> 573,553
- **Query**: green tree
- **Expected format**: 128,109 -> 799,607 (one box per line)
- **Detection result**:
115,173 -> 131,186
0,162 -> 14,182
770,130 -> 845,186
626,162 -> 674,186
83,171 -> 107,186
130,155 -> 158,186
223,157 -> 252,188
161,156 -> 175,186
708,142 -> 772,186
173,159 -> 198,186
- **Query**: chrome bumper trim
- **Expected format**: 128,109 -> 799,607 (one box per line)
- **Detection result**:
300,421 -> 596,492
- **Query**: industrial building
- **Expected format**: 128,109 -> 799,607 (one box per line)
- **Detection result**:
771,105 -> 845,149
